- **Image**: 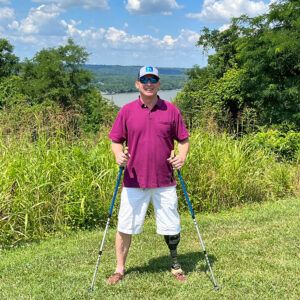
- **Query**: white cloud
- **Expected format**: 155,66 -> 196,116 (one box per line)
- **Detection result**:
1,5 -> 201,67
4,23 -> 202,67
177,29 -> 200,46
162,35 -> 176,47
9,4 -> 63,35
126,0 -> 182,15
186,0 -> 269,22
0,7 -> 14,21
7,20 -> 18,30
148,25 -> 160,33
32,0 -> 109,10
105,27 -> 127,43
61,21 -> 200,54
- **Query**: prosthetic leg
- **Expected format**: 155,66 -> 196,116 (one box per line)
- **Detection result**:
164,234 -> 186,281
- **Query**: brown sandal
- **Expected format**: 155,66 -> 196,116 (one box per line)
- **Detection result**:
106,272 -> 124,285
171,267 -> 186,282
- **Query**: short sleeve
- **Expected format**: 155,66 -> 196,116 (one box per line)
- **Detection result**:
174,108 -> 189,142
108,108 -> 127,143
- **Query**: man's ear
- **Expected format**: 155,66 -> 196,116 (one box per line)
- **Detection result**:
135,81 -> 140,90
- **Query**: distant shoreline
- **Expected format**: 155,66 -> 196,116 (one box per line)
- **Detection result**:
101,88 -> 181,95
103,89 -> 181,107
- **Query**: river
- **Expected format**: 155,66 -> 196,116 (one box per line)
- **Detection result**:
103,89 -> 180,107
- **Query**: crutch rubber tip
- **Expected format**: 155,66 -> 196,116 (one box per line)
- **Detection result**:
214,285 -> 220,291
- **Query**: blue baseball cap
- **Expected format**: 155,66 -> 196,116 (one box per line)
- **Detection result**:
138,66 -> 159,79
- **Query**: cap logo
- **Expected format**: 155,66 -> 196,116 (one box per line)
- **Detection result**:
146,66 -> 153,72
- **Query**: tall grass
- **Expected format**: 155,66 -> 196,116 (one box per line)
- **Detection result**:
0,106 -> 298,247
0,104 -> 117,246
180,131 -> 297,212
0,135 -> 118,246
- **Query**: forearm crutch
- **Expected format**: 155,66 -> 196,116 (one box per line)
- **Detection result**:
177,169 -> 219,290
171,150 -> 219,290
89,166 -> 124,291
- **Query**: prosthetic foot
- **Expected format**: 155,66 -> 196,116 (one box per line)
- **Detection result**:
164,234 -> 186,282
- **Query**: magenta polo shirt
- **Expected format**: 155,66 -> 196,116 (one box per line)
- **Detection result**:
109,96 -> 189,188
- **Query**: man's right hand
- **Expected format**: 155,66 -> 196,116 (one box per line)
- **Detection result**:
115,151 -> 130,167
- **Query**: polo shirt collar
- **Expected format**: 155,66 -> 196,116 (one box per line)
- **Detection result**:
138,95 -> 162,108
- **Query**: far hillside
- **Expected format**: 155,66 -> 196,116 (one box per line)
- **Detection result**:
84,64 -> 188,93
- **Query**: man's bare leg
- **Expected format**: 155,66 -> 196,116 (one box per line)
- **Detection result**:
107,231 -> 132,285
115,231 -> 132,274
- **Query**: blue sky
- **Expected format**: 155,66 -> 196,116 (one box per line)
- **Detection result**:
0,0 -> 272,67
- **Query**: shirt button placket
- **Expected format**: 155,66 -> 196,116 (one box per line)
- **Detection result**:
146,108 -> 151,187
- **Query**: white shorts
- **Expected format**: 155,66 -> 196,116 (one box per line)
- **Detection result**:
117,186 -> 180,235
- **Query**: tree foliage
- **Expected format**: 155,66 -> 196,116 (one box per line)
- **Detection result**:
19,38 -> 93,107
0,76 -> 25,108
175,0 -> 300,132
0,38 -> 118,132
0,39 -> 19,78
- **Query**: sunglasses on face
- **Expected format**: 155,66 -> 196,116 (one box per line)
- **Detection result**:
139,76 -> 159,84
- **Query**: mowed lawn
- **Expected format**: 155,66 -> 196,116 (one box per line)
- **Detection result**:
0,197 -> 299,300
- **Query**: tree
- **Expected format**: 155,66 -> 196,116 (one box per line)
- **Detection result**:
198,23 -> 243,79
20,38 -> 93,107
176,0 -> 300,131
0,76 -> 25,108
238,0 -> 300,126
174,67 -> 212,129
0,39 -> 118,132
0,39 -> 19,78
81,89 -> 118,132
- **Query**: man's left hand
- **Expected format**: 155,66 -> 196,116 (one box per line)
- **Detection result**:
167,155 -> 185,169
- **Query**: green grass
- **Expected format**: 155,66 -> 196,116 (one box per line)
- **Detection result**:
0,197 -> 299,299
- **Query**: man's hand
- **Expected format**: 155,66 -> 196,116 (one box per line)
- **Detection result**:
115,151 -> 130,167
167,155 -> 185,170
168,139 -> 189,170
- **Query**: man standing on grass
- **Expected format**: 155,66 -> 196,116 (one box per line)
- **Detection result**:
108,66 -> 189,284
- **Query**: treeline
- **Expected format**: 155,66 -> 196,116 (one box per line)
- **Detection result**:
0,38 -> 118,133
93,74 -> 186,94
85,65 -> 187,93
175,0 -> 300,134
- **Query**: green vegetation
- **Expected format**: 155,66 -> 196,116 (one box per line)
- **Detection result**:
175,0 -> 300,132
245,127 -> 300,161
1,109 -> 298,247
0,4 -> 299,299
180,131 -> 297,212
0,39 -> 19,78
0,5 -> 299,292
0,104 -> 116,247
0,38 -> 118,132
84,64 -> 187,93
0,197 -> 299,299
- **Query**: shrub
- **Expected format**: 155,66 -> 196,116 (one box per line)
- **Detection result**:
245,129 -> 300,161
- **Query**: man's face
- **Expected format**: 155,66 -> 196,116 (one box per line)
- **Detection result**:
135,75 -> 160,98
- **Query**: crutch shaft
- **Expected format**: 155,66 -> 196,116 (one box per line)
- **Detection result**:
177,169 -> 219,290
192,217 -> 218,289
89,166 -> 124,291
90,217 -> 111,290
